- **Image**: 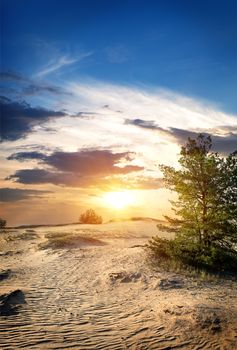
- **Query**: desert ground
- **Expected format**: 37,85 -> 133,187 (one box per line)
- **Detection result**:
0,220 -> 236,350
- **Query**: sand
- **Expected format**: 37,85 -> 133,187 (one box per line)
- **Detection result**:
0,220 -> 236,349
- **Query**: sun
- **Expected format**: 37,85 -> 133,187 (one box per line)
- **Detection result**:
103,191 -> 134,209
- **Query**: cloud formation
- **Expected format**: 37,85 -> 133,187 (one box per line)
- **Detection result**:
0,96 -> 67,141
23,84 -> 72,96
0,71 -> 27,82
125,119 -> 237,154
7,149 -> 144,188
125,118 -> 160,130
0,187 -> 51,202
8,151 -> 47,161
7,168 -> 163,191
35,52 -> 93,78
0,70 -> 72,97
8,149 -> 143,174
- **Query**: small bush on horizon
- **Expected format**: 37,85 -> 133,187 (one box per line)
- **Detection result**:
0,218 -> 7,232
79,209 -> 103,224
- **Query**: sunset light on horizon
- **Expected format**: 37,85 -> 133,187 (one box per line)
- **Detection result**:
1,1 -> 237,226
102,191 -> 136,210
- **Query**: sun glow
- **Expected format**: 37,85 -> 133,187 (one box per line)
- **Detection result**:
103,191 -> 135,209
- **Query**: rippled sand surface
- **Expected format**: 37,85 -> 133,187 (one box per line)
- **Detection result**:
0,221 -> 237,349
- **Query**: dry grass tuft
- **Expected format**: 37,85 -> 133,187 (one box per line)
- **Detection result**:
39,232 -> 106,250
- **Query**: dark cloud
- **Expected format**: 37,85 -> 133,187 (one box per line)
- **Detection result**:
125,118 -> 162,130
7,149 -> 145,188
168,127 -> 237,154
0,70 -> 72,97
6,168 -> 105,187
7,169 -> 163,190
45,150 -> 143,175
0,96 -> 67,141
76,111 -> 98,119
126,118 -> 237,154
7,169 -> 70,186
0,187 -> 51,202
8,143 -> 59,153
8,149 -> 143,175
213,134 -> 237,154
163,128 -> 237,154
8,151 -> 46,162
0,71 -> 27,82
23,84 -> 72,96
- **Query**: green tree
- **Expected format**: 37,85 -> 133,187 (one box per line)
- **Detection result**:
80,209 -> 103,224
149,134 -> 237,270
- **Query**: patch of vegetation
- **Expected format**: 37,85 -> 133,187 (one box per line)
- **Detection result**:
79,209 -> 103,224
39,232 -> 105,250
0,218 -> 7,232
4,231 -> 39,242
148,134 -> 237,274
147,236 -> 237,277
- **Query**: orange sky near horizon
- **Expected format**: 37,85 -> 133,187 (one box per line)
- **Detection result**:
1,84 -> 237,226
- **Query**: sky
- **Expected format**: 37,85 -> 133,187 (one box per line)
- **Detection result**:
1,0 -> 237,226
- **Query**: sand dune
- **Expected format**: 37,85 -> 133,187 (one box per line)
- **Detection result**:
0,221 -> 236,349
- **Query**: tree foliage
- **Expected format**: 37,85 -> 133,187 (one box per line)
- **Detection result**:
148,134 -> 237,271
80,209 -> 103,224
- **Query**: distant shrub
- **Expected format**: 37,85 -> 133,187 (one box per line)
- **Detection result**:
79,209 -> 103,224
0,218 -> 7,231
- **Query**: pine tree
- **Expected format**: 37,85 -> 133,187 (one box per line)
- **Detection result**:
149,134 -> 237,270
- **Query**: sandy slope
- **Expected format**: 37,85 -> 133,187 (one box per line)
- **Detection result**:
0,221 -> 236,349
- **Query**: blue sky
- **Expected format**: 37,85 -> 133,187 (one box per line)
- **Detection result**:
2,0 -> 237,113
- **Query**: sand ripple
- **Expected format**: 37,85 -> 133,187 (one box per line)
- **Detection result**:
0,222 -> 236,349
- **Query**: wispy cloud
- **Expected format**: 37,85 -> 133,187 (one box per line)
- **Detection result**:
35,52 -> 93,78
0,71 -> 27,82
0,70 -> 73,97
67,81 -> 237,129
